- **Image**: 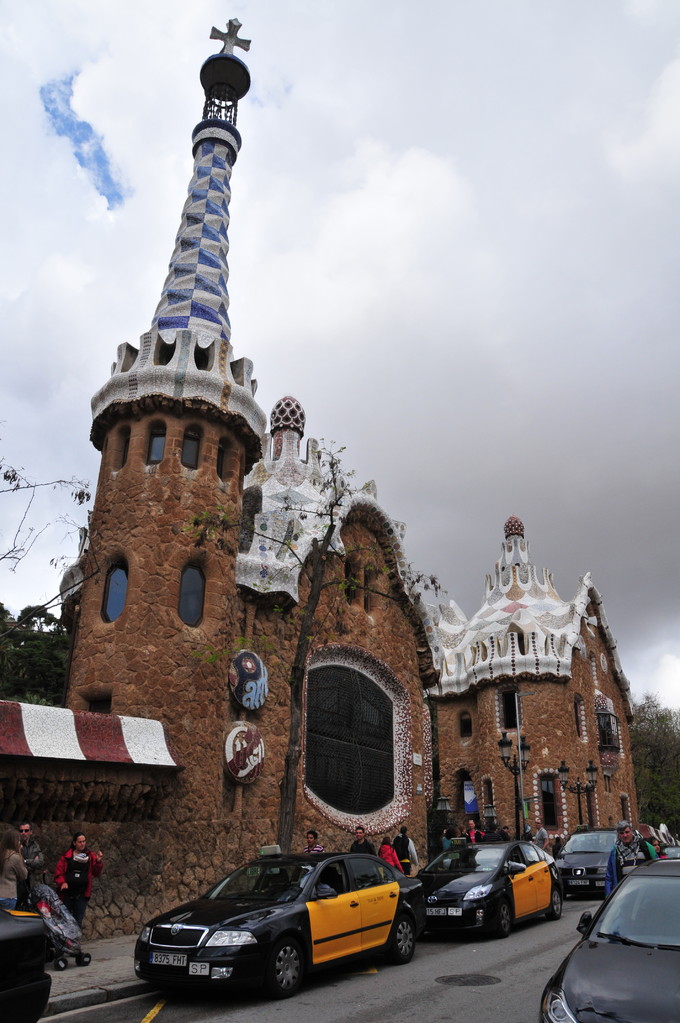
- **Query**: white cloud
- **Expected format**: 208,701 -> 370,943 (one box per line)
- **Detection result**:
609,52 -> 680,181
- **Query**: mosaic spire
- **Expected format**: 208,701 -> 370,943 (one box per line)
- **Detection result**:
90,24 -> 266,449
150,25 -> 252,342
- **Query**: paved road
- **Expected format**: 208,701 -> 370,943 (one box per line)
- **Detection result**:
51,896 -> 598,1023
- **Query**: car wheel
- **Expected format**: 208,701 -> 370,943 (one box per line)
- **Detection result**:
495,898 -> 512,938
264,936 -> 304,999
546,886 -> 563,920
54,957 -> 69,971
386,913 -> 415,965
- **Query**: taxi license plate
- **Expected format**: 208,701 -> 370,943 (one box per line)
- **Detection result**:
150,952 -> 188,966
427,907 -> 462,916
568,880 -> 589,886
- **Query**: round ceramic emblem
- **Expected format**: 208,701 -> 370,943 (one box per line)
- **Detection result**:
228,650 -> 269,709
225,721 -> 265,784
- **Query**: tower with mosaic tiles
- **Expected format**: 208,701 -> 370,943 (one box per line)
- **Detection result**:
62,22 -> 267,824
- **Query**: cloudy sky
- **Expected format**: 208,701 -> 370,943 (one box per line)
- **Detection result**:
1,0 -> 678,708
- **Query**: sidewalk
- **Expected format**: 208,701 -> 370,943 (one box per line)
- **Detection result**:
43,933 -> 157,1017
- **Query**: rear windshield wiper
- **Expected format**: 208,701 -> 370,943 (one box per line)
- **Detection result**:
596,931 -> 653,948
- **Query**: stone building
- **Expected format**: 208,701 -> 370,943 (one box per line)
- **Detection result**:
0,26 -> 638,938
0,24 -> 437,937
428,515 -> 637,842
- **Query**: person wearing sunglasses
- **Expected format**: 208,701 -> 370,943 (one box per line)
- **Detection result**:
18,822 -> 45,894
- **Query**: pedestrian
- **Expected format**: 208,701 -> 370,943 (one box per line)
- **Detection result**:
18,822 -> 44,901
552,834 -> 563,858
604,820 -> 656,896
533,819 -> 550,850
651,838 -> 666,858
378,836 -> 403,872
393,825 -> 418,875
499,825 -> 511,841
464,819 -> 484,843
54,832 -> 104,928
303,829 -> 324,853
442,826 -> 457,851
349,825 -> 376,856
0,828 -> 28,910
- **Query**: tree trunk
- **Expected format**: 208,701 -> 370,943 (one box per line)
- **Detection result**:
277,535 -> 331,851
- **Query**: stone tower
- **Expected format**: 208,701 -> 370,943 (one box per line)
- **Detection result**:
64,22 -> 266,829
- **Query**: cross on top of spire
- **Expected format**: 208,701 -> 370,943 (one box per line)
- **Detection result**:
210,19 -> 251,55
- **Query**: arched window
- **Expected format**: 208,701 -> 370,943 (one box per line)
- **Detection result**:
597,712 -> 620,751
345,559 -> 360,605
181,427 -> 201,469
306,663 -> 394,814
501,689 -> 518,730
217,437 -> 240,483
178,565 -> 205,626
115,426 -> 130,470
147,424 -> 166,464
540,775 -> 557,827
574,696 -> 585,738
460,711 -> 472,738
101,563 -> 128,623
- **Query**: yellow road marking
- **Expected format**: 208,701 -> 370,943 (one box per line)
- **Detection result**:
140,998 -> 167,1023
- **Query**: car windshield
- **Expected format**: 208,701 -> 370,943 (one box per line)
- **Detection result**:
425,846 -> 504,875
206,861 -> 316,903
562,832 -> 615,854
596,874 -> 680,948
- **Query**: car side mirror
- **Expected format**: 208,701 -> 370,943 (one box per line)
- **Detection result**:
315,883 -> 338,900
577,911 -> 592,934
506,861 -> 526,875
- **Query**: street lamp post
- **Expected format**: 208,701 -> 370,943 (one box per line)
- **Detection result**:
498,731 -> 531,839
558,760 -> 598,827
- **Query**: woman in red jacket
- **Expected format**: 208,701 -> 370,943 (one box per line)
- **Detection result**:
378,836 -> 404,872
54,832 -> 103,928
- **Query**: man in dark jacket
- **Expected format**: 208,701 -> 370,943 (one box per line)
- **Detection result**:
349,825 -> 376,856
18,822 -> 44,895
604,820 -> 656,895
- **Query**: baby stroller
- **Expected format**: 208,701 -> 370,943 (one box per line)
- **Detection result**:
31,883 -> 92,970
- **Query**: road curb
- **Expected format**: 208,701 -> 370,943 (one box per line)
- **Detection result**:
44,980 -> 156,1017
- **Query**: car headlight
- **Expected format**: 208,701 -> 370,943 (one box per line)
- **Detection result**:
596,867 -> 606,875
541,985 -> 579,1023
464,884 -> 493,900
205,930 -> 257,947
139,926 -> 151,943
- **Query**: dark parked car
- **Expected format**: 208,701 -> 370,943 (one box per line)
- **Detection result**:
135,851 -> 425,998
540,858 -> 680,1023
0,908 -> 51,1023
419,840 -> 562,938
555,828 -> 616,897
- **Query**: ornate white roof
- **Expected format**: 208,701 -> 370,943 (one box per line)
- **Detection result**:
427,517 -> 631,700
235,397 -> 411,601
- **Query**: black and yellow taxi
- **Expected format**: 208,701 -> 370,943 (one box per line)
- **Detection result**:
419,840 -> 562,938
134,849 -> 425,998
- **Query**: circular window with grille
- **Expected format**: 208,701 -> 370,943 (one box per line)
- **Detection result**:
303,646 -> 411,829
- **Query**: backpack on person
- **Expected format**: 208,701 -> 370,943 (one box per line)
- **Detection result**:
393,834 -> 410,862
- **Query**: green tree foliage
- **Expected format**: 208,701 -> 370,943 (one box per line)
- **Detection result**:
0,602 -> 68,705
630,694 -> 680,836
